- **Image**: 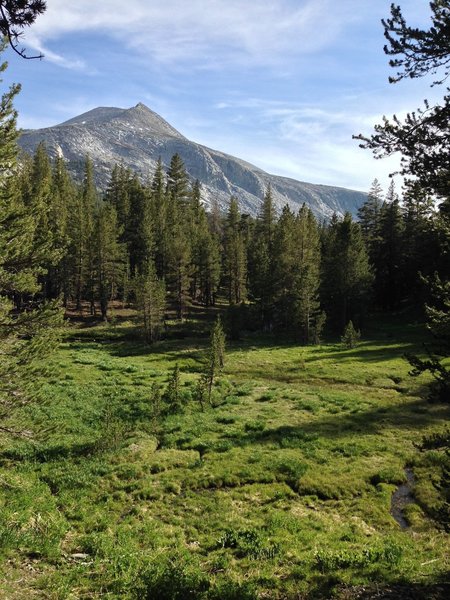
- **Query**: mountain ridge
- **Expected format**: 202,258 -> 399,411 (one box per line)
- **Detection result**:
18,103 -> 366,219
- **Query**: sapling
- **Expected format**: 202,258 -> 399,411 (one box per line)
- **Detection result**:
341,320 -> 361,349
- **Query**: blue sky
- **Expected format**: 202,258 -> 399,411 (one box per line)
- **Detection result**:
2,0 -> 437,193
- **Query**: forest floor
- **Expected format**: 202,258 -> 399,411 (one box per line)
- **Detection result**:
0,309 -> 449,599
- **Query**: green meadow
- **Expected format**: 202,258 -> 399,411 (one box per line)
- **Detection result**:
0,313 -> 448,599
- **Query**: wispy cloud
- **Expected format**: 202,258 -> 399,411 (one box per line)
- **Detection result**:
25,32 -> 86,70
207,95 -> 414,191
28,0 -> 360,69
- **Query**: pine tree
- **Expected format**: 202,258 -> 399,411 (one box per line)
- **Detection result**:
192,207 -> 221,306
165,155 -> 192,318
150,158 -> 170,279
0,51 -> 62,434
291,205 -> 322,343
249,185 -> 276,329
163,364 -> 182,413
190,179 -> 202,222
105,164 -> 132,236
50,156 -> 75,304
208,197 -> 223,239
186,181 -> 220,306
83,157 -> 99,314
341,320 -> 361,349
93,203 -> 126,321
0,1 -> 47,59
406,275 -> 450,402
358,178 -> 383,263
28,145 -> 69,301
135,261 -> 166,343
167,153 -> 190,208
321,213 -> 373,330
355,2 -> 450,200
167,198 -> 192,319
223,196 -> 247,305
202,316 -> 226,405
69,157 -> 98,312
272,204 -> 297,329
374,182 -> 405,309
187,179 -> 202,301
126,174 -> 153,275
401,180 -> 438,305
272,204 -> 322,341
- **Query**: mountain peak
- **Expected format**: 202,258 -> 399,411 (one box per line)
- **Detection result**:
133,102 -> 150,111
120,103 -> 185,139
18,104 -> 367,219
56,103 -> 184,140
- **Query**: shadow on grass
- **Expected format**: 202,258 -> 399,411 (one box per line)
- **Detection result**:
0,439 -> 100,463
331,581 -> 450,600
304,341 -> 419,364
65,333 -> 208,364
63,308 -> 430,370
221,397 -> 450,446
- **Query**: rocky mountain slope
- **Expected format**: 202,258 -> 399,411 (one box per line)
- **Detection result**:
18,103 -> 366,218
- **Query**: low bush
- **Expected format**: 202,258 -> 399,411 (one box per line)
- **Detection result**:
218,527 -> 281,560
314,539 -> 403,572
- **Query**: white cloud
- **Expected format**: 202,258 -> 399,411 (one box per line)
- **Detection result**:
24,32 -> 86,70
202,95 -> 413,191
221,132 -> 402,194
28,0 -> 360,68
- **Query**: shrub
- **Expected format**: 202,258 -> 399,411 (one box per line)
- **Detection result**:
314,540 -> 403,572
216,415 -> 236,425
244,420 -> 265,433
209,580 -> 258,600
218,528 -> 280,560
136,556 -> 210,600
275,458 -> 308,487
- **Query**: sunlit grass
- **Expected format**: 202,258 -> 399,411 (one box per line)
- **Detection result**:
0,315 -> 448,599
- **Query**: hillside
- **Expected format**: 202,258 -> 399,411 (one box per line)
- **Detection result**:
18,103 -> 366,219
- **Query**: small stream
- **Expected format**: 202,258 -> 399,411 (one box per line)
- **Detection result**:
390,467 -> 415,529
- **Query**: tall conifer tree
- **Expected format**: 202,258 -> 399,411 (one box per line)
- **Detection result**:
223,196 -> 247,305
93,203 -> 125,321
81,157 -> 98,314
48,155 -> 74,303
292,205 -> 322,343
321,213 -> 373,330
0,50 -> 62,434
358,178 -> 383,265
249,185 -> 276,328
374,182 -> 405,309
150,157 -> 169,279
166,154 -> 192,318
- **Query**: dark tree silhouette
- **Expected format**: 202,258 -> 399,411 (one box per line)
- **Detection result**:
0,1 -> 46,59
354,2 -> 450,199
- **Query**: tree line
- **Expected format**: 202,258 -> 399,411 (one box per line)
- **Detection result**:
8,140 -> 450,346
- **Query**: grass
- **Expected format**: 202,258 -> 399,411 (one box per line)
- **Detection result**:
0,314 -> 449,599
